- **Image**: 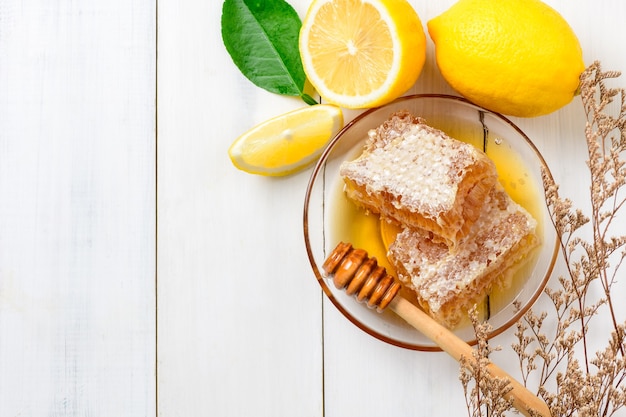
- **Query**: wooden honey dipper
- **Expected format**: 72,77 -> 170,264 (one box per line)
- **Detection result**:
323,242 -> 551,417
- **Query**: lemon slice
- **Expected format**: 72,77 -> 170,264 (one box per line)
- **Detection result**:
228,104 -> 343,176
299,0 -> 426,109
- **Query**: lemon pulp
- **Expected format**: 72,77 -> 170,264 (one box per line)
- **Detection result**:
228,104 -> 343,176
299,0 -> 426,109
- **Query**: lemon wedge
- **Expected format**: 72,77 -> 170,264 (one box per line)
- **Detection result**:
228,104 -> 344,176
299,0 -> 426,109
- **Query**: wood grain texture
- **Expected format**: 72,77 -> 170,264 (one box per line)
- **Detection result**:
0,1 -> 156,415
156,1 -> 323,416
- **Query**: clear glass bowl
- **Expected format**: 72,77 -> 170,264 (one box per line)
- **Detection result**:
303,94 -> 558,351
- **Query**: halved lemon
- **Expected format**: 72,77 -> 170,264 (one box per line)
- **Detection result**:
228,104 -> 344,177
299,0 -> 426,109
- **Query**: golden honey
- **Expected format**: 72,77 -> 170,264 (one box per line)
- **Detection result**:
330,127 -> 544,322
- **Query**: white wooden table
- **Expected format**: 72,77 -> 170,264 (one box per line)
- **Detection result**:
0,0 -> 624,415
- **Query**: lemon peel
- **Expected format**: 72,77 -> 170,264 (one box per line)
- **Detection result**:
428,0 -> 585,117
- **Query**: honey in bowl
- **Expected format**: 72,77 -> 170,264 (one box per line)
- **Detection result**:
329,120 -> 544,327
303,94 -> 558,349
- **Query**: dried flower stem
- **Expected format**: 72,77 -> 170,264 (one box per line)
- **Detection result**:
460,308 -> 515,417
522,61 -> 626,416
464,62 -> 626,417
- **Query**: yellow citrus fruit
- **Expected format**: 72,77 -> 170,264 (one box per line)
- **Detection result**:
299,0 -> 426,109
428,0 -> 585,117
228,104 -> 343,177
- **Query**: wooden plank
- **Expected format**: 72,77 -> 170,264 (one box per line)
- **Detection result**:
156,0 -> 323,416
0,1 -> 156,415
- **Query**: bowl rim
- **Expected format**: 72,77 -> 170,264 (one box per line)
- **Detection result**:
303,93 -> 559,351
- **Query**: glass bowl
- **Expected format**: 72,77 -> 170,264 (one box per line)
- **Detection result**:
303,94 -> 559,351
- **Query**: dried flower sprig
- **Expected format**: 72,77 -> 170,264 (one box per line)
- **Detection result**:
460,308 -> 515,417
464,61 -> 626,417
526,61 -> 626,416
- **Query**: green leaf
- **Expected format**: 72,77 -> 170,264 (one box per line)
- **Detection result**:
221,0 -> 311,100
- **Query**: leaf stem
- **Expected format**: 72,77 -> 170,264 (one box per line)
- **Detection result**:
301,93 -> 319,106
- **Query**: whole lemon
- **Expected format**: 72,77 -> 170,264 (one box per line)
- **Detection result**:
428,0 -> 585,117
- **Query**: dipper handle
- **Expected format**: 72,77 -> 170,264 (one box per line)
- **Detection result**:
322,242 -> 551,417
